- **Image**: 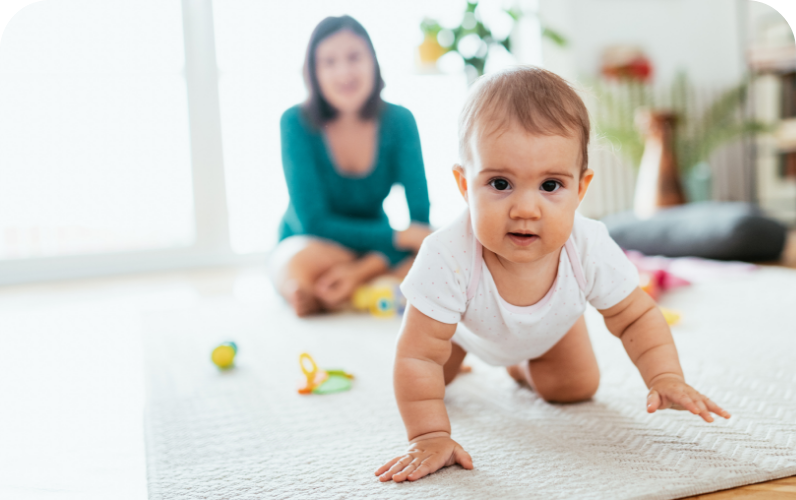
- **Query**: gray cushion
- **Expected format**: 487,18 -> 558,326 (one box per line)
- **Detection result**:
602,202 -> 787,261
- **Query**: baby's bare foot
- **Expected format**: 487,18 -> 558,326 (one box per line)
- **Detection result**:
284,281 -> 321,317
507,362 -> 533,387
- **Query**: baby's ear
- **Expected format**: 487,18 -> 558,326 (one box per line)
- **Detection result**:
578,168 -> 594,203
452,164 -> 468,202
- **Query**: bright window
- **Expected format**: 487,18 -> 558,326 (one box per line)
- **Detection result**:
0,0 -> 194,260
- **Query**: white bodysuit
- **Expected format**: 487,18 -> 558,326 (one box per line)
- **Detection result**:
399,210 -> 639,366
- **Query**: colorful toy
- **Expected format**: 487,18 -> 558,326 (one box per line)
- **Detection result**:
638,272 -> 683,326
638,269 -> 690,301
638,271 -> 661,300
211,341 -> 237,369
659,307 -> 681,326
352,279 -> 406,318
298,352 -> 354,395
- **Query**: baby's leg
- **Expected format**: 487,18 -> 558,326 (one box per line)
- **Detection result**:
507,315 -> 600,403
443,342 -> 468,385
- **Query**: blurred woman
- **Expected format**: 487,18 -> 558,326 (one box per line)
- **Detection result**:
269,15 -> 432,316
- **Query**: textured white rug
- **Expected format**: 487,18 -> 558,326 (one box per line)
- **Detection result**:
143,267 -> 796,500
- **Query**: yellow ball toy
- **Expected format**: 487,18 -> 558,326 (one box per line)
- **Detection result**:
211,342 -> 237,369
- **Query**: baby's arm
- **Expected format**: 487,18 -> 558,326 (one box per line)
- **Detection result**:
599,287 -> 731,422
375,305 -> 473,482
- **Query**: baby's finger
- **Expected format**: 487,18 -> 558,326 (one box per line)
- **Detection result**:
704,398 -> 732,419
407,456 -> 436,482
453,446 -> 474,470
375,456 -> 401,477
380,456 -> 411,482
689,397 -> 714,422
675,394 -> 701,415
392,458 -> 422,483
647,390 -> 662,413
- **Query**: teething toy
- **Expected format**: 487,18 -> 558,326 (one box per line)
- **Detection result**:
298,352 -> 354,395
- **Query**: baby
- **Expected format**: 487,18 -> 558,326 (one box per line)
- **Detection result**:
376,67 -> 730,483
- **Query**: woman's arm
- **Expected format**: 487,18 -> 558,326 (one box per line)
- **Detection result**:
280,109 -> 394,253
600,287 -> 730,422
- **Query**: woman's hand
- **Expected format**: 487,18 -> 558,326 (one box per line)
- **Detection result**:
375,435 -> 473,483
314,253 -> 388,309
647,374 -> 731,423
395,223 -> 432,252
314,261 -> 365,309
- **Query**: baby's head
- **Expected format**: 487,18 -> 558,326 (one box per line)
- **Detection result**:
453,66 -> 594,264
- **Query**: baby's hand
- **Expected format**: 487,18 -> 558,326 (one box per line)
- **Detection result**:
647,375 -> 731,423
375,435 -> 473,483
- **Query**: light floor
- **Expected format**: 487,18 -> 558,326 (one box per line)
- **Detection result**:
0,230 -> 794,499
688,229 -> 796,499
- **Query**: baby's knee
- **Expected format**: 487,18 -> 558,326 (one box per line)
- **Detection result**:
537,373 -> 600,404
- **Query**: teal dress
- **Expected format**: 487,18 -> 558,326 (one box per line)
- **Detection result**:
278,102 -> 430,265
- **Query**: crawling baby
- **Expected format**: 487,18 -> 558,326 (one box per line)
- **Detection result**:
376,67 -> 730,483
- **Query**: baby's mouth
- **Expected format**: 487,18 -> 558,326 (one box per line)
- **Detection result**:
507,232 -> 539,247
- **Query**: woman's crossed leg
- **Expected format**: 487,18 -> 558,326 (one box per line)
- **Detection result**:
269,236 -> 416,317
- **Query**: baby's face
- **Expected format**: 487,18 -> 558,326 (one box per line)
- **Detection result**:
454,121 -> 593,264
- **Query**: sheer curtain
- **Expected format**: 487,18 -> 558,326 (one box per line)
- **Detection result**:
0,0 -> 194,260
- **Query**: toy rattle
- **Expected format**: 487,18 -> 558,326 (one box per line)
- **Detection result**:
297,352 -> 354,395
352,281 -> 406,318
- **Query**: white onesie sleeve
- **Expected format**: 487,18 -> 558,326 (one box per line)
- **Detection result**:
399,229 -> 470,325
577,215 -> 640,310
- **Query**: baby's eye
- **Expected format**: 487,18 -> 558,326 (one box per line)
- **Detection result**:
490,178 -> 510,191
541,180 -> 561,192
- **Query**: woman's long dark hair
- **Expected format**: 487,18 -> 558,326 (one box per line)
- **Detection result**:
302,15 -> 385,129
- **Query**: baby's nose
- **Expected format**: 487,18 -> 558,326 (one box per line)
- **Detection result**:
510,191 -> 542,219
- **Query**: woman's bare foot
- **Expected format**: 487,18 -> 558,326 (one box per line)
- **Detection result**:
507,361 -> 533,388
283,280 -> 321,317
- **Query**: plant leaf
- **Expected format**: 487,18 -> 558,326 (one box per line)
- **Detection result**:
542,27 -> 567,47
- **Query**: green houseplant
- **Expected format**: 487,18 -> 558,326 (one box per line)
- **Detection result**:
591,72 -> 770,202
418,1 -> 567,82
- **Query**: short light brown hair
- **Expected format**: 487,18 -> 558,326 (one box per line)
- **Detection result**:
458,66 -> 590,173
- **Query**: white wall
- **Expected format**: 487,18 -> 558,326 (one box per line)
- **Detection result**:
539,0 -> 746,86
747,0 -> 795,47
